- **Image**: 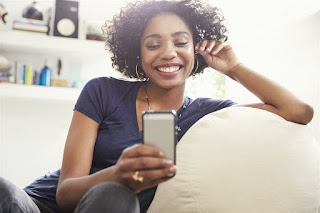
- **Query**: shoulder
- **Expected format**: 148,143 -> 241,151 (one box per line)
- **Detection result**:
84,77 -> 141,94
75,77 -> 142,123
85,76 -> 139,88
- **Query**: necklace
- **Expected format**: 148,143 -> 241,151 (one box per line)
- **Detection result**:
144,83 -> 151,111
144,82 -> 188,132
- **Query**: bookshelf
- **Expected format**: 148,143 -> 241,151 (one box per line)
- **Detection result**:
0,30 -> 111,100
0,83 -> 81,101
0,30 -> 108,60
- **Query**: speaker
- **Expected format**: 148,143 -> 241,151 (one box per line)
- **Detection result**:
53,0 -> 78,38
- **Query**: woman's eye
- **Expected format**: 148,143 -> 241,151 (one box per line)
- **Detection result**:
175,42 -> 188,47
147,45 -> 160,49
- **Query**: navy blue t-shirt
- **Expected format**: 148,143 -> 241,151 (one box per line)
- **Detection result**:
24,77 -> 235,213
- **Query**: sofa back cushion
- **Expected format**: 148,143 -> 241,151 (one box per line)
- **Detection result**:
147,107 -> 320,213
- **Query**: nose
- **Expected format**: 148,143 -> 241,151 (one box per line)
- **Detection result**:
160,42 -> 177,60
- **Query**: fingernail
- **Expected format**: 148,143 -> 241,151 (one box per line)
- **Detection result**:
163,159 -> 173,165
170,166 -> 177,172
167,173 -> 175,177
159,151 -> 164,157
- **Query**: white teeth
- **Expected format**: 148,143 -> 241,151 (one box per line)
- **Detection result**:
157,66 -> 180,73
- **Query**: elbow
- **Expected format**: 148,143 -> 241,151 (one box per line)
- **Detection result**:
56,185 -> 65,211
289,103 -> 314,125
56,183 -> 73,212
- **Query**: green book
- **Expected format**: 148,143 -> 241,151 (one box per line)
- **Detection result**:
24,65 -> 33,85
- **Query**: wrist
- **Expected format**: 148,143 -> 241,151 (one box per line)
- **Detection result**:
226,62 -> 243,80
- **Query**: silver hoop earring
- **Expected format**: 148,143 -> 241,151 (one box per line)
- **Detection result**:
135,62 -> 144,80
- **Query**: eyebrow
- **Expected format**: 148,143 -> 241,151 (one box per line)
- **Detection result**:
143,31 -> 190,41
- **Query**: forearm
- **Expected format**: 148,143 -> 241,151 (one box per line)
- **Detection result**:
228,63 -> 313,124
56,165 -> 118,211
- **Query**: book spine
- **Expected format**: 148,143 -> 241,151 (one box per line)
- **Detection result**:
0,76 -> 11,82
33,70 -> 39,85
12,21 -> 49,33
24,65 -> 33,85
19,65 -> 25,84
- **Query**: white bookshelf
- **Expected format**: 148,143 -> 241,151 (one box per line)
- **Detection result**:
0,83 -> 81,102
0,30 -> 112,101
0,30 -> 108,60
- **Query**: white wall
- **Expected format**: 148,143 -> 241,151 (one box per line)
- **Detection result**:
214,0 -> 320,140
0,97 -> 74,188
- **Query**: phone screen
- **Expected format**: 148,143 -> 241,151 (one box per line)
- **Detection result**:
142,111 -> 177,164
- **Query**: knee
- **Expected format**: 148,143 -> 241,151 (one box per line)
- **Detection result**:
76,182 -> 139,213
0,177 -> 18,201
89,182 -> 137,202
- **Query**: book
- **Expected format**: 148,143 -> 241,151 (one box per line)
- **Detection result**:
0,75 -> 14,82
24,65 -> 33,85
0,70 -> 15,83
12,18 -> 49,33
14,62 -> 25,84
33,70 -> 39,85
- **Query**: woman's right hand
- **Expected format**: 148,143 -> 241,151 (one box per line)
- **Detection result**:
112,144 -> 176,193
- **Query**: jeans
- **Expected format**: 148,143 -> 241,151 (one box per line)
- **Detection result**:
0,176 -> 140,213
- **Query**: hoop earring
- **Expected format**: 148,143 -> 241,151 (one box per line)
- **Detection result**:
135,62 -> 144,80
191,58 -> 199,76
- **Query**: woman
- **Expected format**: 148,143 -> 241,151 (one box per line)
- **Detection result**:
0,0 -> 313,213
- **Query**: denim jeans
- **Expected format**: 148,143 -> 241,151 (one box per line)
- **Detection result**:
74,182 -> 140,213
0,176 -> 139,213
0,177 -> 41,213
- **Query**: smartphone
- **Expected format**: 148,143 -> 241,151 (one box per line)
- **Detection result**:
142,110 -> 177,164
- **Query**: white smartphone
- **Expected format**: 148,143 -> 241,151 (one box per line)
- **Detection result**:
142,110 -> 177,164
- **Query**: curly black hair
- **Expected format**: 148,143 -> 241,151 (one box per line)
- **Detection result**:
102,0 -> 228,79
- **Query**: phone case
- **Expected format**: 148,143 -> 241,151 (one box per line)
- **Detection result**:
142,110 -> 177,164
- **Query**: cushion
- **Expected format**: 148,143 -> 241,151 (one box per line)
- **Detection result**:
147,107 -> 320,213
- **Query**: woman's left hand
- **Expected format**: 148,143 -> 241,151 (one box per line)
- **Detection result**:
195,40 -> 240,75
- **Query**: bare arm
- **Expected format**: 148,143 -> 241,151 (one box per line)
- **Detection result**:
56,110 -> 176,211
195,40 -> 313,124
228,63 -> 314,125
56,110 -> 118,211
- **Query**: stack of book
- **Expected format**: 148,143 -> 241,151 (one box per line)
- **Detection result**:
0,56 -> 14,83
12,18 -> 49,34
0,71 -> 14,83
15,62 -> 39,85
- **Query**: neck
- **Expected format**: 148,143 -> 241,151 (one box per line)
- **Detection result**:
143,81 -> 185,111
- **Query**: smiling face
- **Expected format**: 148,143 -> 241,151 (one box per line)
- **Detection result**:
140,13 -> 194,90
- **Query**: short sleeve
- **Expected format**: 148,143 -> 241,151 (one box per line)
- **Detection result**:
74,77 -> 114,124
198,98 -> 236,115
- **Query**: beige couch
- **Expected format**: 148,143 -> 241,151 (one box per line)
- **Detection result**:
148,107 -> 320,213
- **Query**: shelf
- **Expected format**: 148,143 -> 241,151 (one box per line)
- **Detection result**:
0,83 -> 81,102
0,30 -> 109,60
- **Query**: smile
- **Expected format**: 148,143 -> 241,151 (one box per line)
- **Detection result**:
156,66 -> 182,73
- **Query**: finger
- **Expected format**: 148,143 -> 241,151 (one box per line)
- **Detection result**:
119,157 -> 173,171
211,42 -> 229,55
198,40 -> 208,52
195,42 -> 200,51
122,144 -> 164,158
126,166 -> 177,193
205,40 -> 217,53
138,165 -> 177,183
